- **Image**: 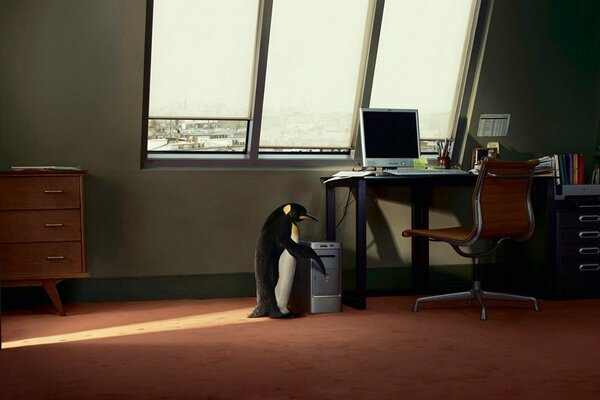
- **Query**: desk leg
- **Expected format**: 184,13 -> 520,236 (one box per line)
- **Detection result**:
326,183 -> 336,241
340,180 -> 367,310
411,185 -> 431,292
326,179 -> 367,310
354,179 -> 367,309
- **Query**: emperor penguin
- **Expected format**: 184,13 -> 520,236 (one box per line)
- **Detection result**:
248,203 -> 328,319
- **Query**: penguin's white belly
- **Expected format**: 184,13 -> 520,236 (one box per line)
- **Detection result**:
275,225 -> 299,314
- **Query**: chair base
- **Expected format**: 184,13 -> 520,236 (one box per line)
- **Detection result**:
412,281 -> 540,320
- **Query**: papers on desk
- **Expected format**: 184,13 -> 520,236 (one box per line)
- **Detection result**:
534,156 -> 554,176
468,157 -> 555,176
11,166 -> 83,171
323,170 -> 375,183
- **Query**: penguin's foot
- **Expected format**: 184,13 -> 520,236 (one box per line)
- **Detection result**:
247,306 -> 269,318
270,311 -> 303,319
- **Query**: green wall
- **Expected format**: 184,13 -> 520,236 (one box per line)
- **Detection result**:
464,0 -> 600,171
1,0 -> 599,302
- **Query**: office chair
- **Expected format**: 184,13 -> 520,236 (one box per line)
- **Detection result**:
402,158 -> 541,320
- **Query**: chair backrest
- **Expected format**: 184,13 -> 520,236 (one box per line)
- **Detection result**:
471,158 -> 539,242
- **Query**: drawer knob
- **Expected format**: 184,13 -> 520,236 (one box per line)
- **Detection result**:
579,215 -> 600,223
46,256 -> 66,260
44,190 -> 64,194
579,231 -> 600,239
579,263 -> 600,271
579,247 -> 600,255
44,223 -> 65,228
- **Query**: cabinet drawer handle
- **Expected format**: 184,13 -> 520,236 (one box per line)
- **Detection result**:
578,204 -> 600,209
44,190 -> 64,194
579,247 -> 600,255
579,215 -> 600,222
46,256 -> 66,260
579,263 -> 600,271
579,231 -> 600,239
44,223 -> 65,228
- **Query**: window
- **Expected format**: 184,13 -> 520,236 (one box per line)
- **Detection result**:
146,0 -> 260,153
259,0 -> 371,153
142,0 -> 482,167
370,0 -> 477,140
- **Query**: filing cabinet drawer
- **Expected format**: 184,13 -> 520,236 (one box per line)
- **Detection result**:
557,228 -> 600,245
0,209 -> 81,242
559,244 -> 600,258
0,242 -> 83,278
558,254 -> 600,268
558,210 -> 600,228
557,260 -> 600,298
0,176 -> 81,210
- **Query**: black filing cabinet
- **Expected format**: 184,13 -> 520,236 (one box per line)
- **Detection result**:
508,181 -> 600,300
555,205 -> 600,298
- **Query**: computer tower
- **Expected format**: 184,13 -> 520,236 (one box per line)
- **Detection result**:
289,241 -> 342,314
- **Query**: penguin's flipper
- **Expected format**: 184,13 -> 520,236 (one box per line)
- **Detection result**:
280,237 -> 328,277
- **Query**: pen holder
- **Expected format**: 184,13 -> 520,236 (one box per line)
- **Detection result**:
437,156 -> 451,169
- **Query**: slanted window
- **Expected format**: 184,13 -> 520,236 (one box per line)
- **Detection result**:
259,0 -> 371,154
146,0 -> 260,153
142,0 -> 482,167
370,0 -> 477,140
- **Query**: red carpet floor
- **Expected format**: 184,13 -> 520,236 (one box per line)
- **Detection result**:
1,296 -> 600,399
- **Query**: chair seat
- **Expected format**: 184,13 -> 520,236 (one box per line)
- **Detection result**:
402,226 -> 474,245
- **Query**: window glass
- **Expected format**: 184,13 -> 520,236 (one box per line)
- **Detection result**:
148,0 -> 260,152
149,0 -> 260,119
370,0 -> 476,140
259,0 -> 372,152
147,119 -> 248,152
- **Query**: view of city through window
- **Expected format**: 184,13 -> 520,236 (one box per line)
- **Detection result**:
147,114 -> 354,154
147,119 -> 248,152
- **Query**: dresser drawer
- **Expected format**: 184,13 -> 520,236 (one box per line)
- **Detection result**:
0,176 -> 81,210
0,242 -> 83,279
0,210 -> 81,242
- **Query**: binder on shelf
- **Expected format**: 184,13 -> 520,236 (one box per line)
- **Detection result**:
553,153 -> 585,186
551,153 -> 600,199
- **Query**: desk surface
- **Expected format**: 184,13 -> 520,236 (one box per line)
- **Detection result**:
325,173 -> 555,186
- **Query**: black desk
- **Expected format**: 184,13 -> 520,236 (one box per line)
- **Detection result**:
324,173 -> 477,310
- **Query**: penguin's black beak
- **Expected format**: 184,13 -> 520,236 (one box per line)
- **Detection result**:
299,212 -> 318,222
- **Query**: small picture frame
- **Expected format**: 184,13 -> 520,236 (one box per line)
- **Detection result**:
471,147 -> 498,168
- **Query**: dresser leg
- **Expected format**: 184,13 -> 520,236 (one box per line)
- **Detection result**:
42,280 -> 66,316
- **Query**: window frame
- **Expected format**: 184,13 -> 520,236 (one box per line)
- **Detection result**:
141,0 -> 489,169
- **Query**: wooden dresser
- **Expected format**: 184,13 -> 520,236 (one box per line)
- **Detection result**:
0,170 -> 88,315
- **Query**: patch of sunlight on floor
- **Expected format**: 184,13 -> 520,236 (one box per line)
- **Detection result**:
2,308 -> 265,349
